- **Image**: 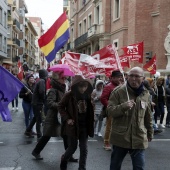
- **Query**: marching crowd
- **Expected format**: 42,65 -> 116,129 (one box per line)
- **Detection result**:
10,66 -> 170,170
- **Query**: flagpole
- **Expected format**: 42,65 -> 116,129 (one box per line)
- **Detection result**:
112,44 -> 130,101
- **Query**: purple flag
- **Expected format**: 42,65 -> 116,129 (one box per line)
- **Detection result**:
0,66 -> 24,122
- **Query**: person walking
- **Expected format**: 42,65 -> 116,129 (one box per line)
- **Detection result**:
100,70 -> 123,150
107,67 -> 153,170
25,69 -> 48,141
19,74 -> 35,133
165,83 -> 170,127
91,79 -> 104,137
154,77 -> 166,129
58,75 -> 94,170
32,71 -> 66,160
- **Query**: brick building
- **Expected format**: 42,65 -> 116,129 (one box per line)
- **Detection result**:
67,0 -> 170,74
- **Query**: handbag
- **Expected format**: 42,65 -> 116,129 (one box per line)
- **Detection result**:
100,106 -> 108,118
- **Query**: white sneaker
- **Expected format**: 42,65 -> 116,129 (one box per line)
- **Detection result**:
12,107 -> 15,111
16,107 -> 18,111
98,132 -> 102,137
94,132 -> 98,135
159,124 -> 165,129
155,124 -> 158,129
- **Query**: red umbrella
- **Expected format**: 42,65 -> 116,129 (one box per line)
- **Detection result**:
48,64 -> 75,77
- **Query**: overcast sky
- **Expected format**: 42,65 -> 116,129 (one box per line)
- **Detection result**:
25,0 -> 63,30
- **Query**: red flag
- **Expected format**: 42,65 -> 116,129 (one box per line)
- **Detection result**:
143,55 -> 156,74
62,51 -> 116,77
17,60 -> 23,80
91,44 -> 118,69
122,41 -> 143,63
119,55 -> 130,68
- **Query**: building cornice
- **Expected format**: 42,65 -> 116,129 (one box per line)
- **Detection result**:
151,11 -> 160,17
110,26 -> 128,35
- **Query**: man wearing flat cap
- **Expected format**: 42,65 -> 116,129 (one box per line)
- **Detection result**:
100,70 -> 123,150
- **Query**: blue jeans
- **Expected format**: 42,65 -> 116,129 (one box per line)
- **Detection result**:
22,100 -> 33,128
110,145 -> 145,170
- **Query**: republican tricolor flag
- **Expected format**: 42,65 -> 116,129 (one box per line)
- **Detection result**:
38,12 -> 70,63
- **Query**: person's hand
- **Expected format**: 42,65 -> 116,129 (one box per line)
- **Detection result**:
25,89 -> 31,95
67,119 -> 74,125
148,138 -> 152,142
122,100 -> 136,110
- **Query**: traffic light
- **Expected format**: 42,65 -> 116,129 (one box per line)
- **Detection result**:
145,51 -> 152,63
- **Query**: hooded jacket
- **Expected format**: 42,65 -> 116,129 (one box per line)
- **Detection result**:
91,80 -> 104,114
43,79 -> 66,137
57,75 -> 94,137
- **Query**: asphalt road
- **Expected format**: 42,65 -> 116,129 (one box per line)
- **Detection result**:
0,99 -> 170,170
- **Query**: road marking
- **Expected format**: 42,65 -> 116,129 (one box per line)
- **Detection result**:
34,139 -> 98,143
0,142 -> 3,144
0,167 -> 21,170
152,139 -> 170,141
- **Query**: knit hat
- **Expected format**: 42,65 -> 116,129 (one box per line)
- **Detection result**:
39,69 -> 48,79
111,70 -> 123,77
26,74 -> 34,81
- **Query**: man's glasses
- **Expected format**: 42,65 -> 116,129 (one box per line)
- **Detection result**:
128,75 -> 143,79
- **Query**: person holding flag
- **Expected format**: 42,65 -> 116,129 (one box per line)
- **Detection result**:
107,67 -> 153,170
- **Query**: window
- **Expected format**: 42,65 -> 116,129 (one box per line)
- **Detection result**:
96,6 -> 100,24
3,37 -> 6,52
113,39 -> 119,50
88,15 -> 92,28
0,7 -> 2,24
4,12 -> 7,28
71,28 -> 73,40
0,34 -> 2,50
114,0 -> 120,19
83,19 -> 86,33
79,23 -> 82,36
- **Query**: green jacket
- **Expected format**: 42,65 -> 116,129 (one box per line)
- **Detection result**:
107,83 -> 153,149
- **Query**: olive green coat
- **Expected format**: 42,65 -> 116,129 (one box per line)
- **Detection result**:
107,83 -> 153,149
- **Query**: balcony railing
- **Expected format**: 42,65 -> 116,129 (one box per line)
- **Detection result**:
74,32 -> 88,47
13,38 -> 20,46
13,19 -> 20,31
87,24 -> 100,38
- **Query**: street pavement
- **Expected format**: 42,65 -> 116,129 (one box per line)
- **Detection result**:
0,98 -> 170,170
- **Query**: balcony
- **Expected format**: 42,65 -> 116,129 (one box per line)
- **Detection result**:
8,15 -> 13,25
87,24 -> 100,38
74,32 -> 88,47
13,19 -> 20,32
12,0 -> 17,11
13,38 -> 20,48
7,0 -> 13,5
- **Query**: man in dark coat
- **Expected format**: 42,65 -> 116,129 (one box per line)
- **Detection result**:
58,75 -> 94,170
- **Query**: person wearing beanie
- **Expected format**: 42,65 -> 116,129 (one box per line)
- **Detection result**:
31,71 -> 67,160
25,69 -> 48,140
19,74 -> 35,133
100,70 -> 123,151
